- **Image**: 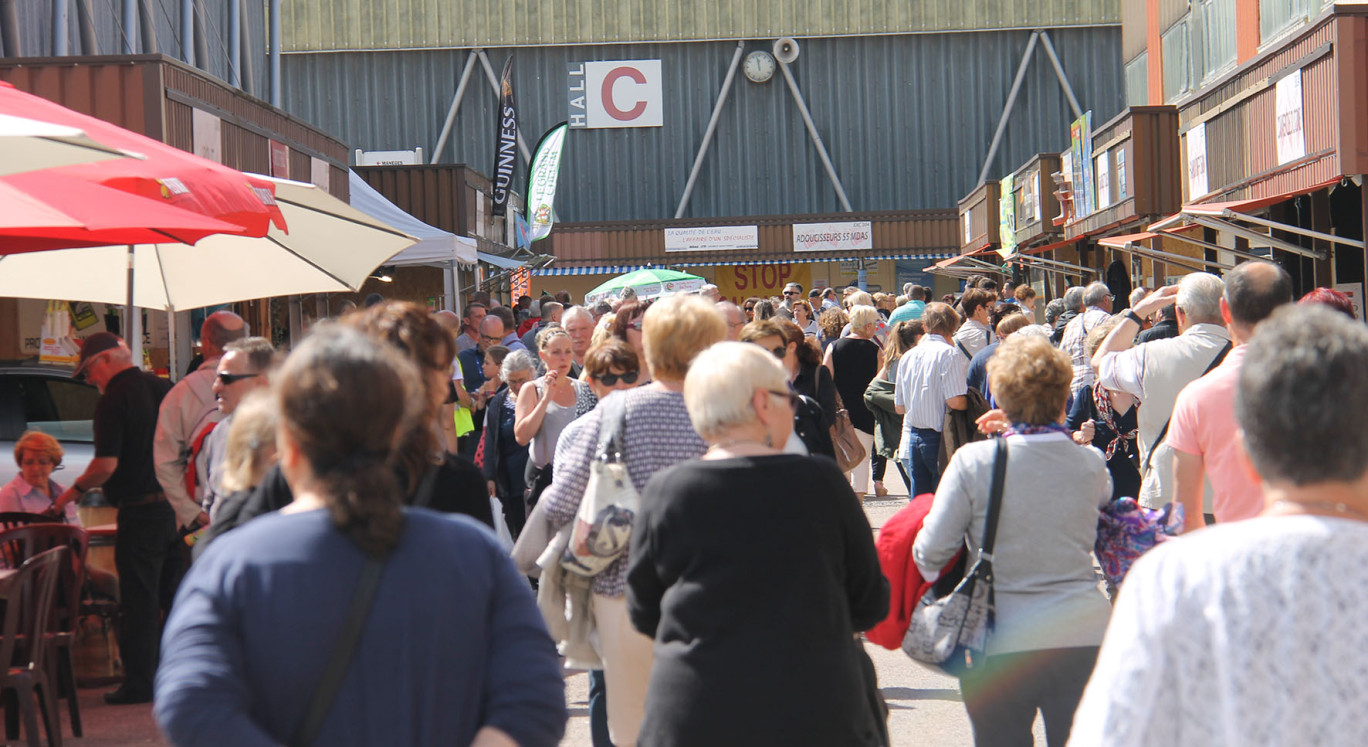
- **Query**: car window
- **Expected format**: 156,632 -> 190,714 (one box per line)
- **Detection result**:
14,376 -> 99,443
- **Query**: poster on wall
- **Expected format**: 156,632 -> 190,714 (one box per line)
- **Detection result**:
895,259 -> 936,293
793,221 -> 872,252
1070,112 -> 1095,219
1275,69 -> 1306,166
1096,149 -> 1111,210
664,225 -> 759,252
1186,123 -> 1209,199
713,263 -> 812,306
567,60 -> 664,129
192,108 -> 221,163
998,173 -> 1017,257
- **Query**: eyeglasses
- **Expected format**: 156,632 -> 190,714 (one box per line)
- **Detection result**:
766,389 -> 801,410
215,372 -> 260,386
594,370 -> 640,386
481,334 -> 503,344
782,291 -> 799,297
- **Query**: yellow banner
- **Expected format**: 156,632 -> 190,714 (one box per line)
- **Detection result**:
714,263 -> 812,306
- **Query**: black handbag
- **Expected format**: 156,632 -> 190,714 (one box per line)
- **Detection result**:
902,439 -> 1008,677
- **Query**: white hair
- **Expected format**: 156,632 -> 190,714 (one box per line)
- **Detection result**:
562,306 -> 593,326
1177,272 -> 1225,324
500,349 -> 536,380
848,304 -> 881,330
1083,282 -> 1112,307
683,342 -> 789,440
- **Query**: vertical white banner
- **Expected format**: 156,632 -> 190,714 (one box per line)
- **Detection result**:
1186,123 -> 1209,200
1275,69 -> 1306,166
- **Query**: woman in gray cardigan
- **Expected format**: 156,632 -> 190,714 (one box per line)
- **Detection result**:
912,334 -> 1111,747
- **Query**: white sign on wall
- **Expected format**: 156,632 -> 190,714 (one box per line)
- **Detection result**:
191,108 -> 221,163
664,225 -> 759,252
310,156 -> 331,192
1275,69 -> 1306,166
1186,123 -> 1209,199
568,60 -> 664,129
1095,149 -> 1111,210
793,221 -> 873,252
962,211 -> 973,245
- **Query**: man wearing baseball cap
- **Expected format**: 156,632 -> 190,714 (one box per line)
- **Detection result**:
54,331 -> 179,705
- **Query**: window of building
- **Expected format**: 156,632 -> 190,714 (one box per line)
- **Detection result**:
1198,0 -> 1237,80
1260,0 -> 1330,44
1125,52 -> 1149,107
1162,19 -> 1192,103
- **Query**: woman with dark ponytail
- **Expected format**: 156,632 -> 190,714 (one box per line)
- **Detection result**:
155,326 -> 567,746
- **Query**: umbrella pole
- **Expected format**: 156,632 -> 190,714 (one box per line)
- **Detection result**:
124,244 -> 143,366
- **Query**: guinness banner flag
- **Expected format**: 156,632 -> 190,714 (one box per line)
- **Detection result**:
491,56 -> 517,217
527,122 -> 569,243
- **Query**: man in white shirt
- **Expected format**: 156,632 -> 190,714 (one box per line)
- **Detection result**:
1091,272 -> 1230,509
1061,281 -> 1115,396
894,302 -> 969,497
198,337 -> 273,519
952,288 -> 997,358
153,311 -> 246,531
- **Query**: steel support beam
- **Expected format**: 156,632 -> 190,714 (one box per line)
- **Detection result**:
180,0 -> 194,65
138,0 -> 158,54
269,0 -> 281,106
432,51 -> 481,164
978,31 -> 1039,186
1,0 -> 22,56
1188,214 -> 1327,260
228,0 -> 241,87
76,0 -> 97,54
52,0 -> 70,56
675,41 -> 745,219
1038,30 -> 1083,120
778,60 -> 853,212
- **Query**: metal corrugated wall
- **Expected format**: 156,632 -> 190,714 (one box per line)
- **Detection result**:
282,28 -> 1125,222
282,0 -> 1119,52
8,0 -> 268,97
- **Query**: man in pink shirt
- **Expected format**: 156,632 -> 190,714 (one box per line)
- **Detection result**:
1169,260 -> 1292,531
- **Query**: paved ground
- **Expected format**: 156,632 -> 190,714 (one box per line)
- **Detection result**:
59,468 -> 1047,746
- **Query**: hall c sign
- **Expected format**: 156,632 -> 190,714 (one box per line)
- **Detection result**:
568,60 -> 664,129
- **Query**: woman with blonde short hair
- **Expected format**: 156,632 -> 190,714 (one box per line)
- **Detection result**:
540,294 -> 726,747
913,334 -> 1112,746
0,431 -> 77,522
627,342 -> 888,744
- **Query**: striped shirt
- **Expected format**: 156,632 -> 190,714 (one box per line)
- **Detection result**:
894,334 -> 969,435
1063,306 -> 1112,394
541,386 -> 706,597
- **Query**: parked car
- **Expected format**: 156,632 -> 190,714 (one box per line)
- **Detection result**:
0,364 -> 102,497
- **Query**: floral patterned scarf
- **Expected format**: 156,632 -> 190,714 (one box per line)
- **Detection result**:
1092,383 -> 1139,461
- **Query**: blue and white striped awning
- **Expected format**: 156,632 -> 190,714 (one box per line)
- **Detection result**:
533,252 -> 956,276
533,265 -> 647,276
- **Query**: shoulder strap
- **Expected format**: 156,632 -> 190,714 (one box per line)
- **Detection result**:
956,340 -> 972,360
596,394 -> 629,463
291,556 -> 386,747
1141,340 -> 1233,474
978,440 -> 1009,557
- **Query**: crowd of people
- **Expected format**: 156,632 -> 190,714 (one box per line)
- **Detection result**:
18,265 -> 1367,746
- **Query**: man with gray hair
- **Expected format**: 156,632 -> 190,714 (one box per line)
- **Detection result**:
1051,286 -> 1087,344
1061,281 -> 1116,396
562,305 -> 595,376
717,301 -> 746,341
154,310 -> 247,532
1092,272 -> 1231,508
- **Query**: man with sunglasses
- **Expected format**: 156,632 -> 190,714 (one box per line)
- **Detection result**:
153,311 -> 247,536
778,282 -> 804,320
198,337 -> 274,521
54,331 -> 176,705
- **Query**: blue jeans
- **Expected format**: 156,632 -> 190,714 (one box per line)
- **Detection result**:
588,669 -> 612,747
902,428 -> 943,498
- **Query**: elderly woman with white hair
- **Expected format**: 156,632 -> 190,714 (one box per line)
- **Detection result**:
627,342 -> 888,746
540,294 -> 727,747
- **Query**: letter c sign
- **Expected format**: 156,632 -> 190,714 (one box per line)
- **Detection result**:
579,60 -> 663,129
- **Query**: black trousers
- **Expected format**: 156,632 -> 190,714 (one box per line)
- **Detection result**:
959,646 -> 1099,747
114,501 -> 186,695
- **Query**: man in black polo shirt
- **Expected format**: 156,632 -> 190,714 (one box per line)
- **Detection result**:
53,332 -> 180,705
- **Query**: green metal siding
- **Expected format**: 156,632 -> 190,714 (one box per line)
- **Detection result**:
283,0 -> 1120,52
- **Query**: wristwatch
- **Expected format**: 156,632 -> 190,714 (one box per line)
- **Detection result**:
1124,310 -> 1145,326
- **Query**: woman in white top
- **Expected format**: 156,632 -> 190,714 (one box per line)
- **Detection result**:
514,326 -> 596,507
791,299 -> 819,338
1070,306 -> 1368,747
0,431 -> 78,522
914,334 -> 1110,747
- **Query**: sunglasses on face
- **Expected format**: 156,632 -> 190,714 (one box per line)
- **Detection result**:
768,346 -> 787,359
783,291 -> 799,296
594,370 -> 640,386
743,305 -> 755,312
216,372 -> 260,386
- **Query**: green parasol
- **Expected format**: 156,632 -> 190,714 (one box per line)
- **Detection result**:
583,267 -> 706,305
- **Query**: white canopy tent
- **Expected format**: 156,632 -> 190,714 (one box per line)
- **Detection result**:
348,171 -> 477,310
